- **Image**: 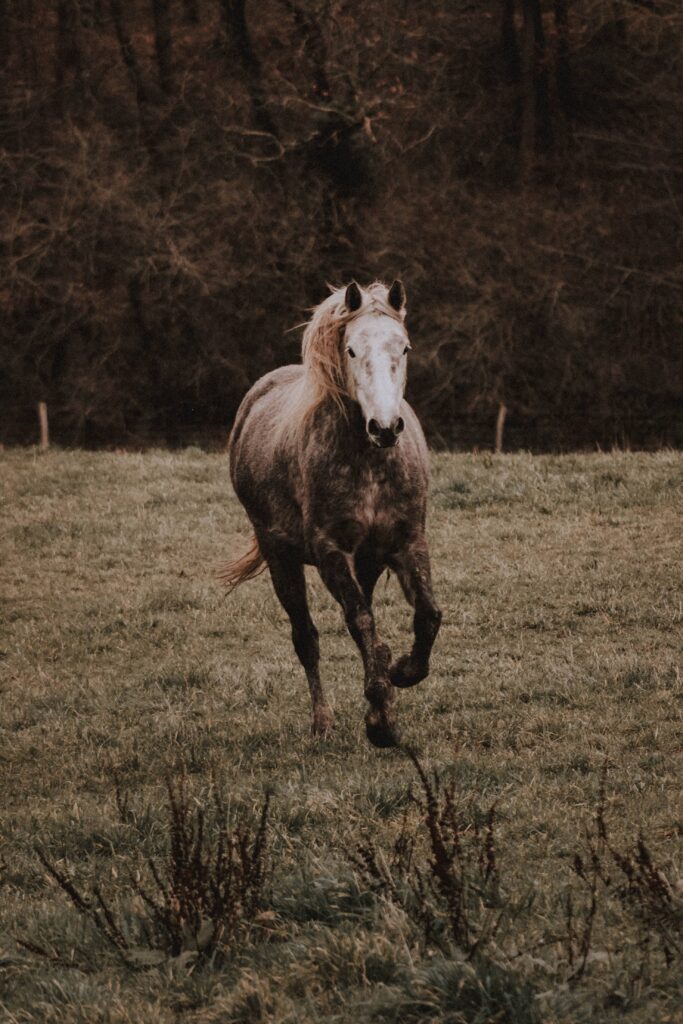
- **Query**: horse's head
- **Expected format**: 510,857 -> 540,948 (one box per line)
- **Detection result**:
342,280 -> 410,448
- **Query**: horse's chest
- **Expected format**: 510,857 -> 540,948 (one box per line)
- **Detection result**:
307,462 -> 415,554
347,468 -> 414,543
359,477 -> 391,527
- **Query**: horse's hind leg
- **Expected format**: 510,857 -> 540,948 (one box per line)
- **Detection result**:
264,545 -> 333,737
389,539 -> 442,689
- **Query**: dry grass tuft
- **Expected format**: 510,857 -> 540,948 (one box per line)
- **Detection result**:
21,778 -> 271,969
354,747 -> 504,959
565,763 -> 682,980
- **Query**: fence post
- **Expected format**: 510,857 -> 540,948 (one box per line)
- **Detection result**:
495,402 -> 507,454
38,401 -> 49,449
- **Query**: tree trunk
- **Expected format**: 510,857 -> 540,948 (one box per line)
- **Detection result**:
554,0 -> 572,119
92,0 -> 106,26
0,0 -> 10,72
550,0 -> 572,157
611,0 -> 627,42
501,0 -> 520,83
55,0 -> 84,106
182,0 -> 199,23
110,0 -> 149,103
219,0 -> 278,136
519,0 -> 536,183
16,0 -> 38,87
530,0 -> 552,153
151,0 -> 174,95
284,0 -> 369,196
518,0 -> 552,181
281,0 -> 330,97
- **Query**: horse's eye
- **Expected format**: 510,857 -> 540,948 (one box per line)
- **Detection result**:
403,346 -> 410,355
347,348 -> 356,358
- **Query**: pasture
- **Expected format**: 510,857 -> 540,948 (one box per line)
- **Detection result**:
1,448 -> 681,1023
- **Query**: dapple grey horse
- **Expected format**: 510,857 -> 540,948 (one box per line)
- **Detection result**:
223,280 -> 441,747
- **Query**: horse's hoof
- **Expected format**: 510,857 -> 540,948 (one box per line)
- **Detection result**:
389,654 -> 428,689
311,706 -> 334,738
365,709 -> 400,748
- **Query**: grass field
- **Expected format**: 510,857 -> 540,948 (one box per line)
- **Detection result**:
1,448 -> 681,1023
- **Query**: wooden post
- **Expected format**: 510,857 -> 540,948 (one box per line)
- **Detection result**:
38,401 -> 49,449
495,402 -> 507,454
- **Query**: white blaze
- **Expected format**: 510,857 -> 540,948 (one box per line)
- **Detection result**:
344,314 -> 409,435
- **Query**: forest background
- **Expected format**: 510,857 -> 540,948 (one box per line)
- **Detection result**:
1,0 -> 681,451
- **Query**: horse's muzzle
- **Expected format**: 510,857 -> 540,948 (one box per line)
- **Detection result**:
367,417 -> 405,448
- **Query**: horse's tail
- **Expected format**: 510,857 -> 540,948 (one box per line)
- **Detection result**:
217,535 -> 267,591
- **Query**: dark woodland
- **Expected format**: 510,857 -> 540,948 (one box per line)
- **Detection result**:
1,0 -> 681,450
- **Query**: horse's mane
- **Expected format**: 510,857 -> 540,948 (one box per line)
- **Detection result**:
278,281 -> 406,445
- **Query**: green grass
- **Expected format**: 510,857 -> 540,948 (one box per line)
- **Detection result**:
1,448 -> 681,1023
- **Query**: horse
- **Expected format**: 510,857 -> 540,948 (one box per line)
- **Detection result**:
222,279 -> 441,748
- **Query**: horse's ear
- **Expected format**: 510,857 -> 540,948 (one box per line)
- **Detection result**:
345,281 -> 362,312
388,279 -> 406,312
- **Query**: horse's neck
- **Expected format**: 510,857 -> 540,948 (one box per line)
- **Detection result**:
302,397 -> 380,470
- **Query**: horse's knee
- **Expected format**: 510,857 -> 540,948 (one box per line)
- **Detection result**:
390,601 -> 441,687
429,604 -> 443,636
417,600 -> 442,642
352,608 -> 374,635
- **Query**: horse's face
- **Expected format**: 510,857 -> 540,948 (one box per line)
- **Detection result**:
343,281 -> 410,448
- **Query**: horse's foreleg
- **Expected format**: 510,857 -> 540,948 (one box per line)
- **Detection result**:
389,539 -> 442,689
317,548 -> 398,748
265,547 -> 333,737
355,551 -> 384,603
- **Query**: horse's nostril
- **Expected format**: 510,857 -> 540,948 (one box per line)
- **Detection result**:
395,417 -> 405,435
368,418 -> 381,437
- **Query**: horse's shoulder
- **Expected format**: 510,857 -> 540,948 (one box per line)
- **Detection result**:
248,365 -> 303,400
231,366 -> 301,440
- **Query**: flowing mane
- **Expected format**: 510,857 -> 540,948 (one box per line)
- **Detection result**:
279,281 -> 406,444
